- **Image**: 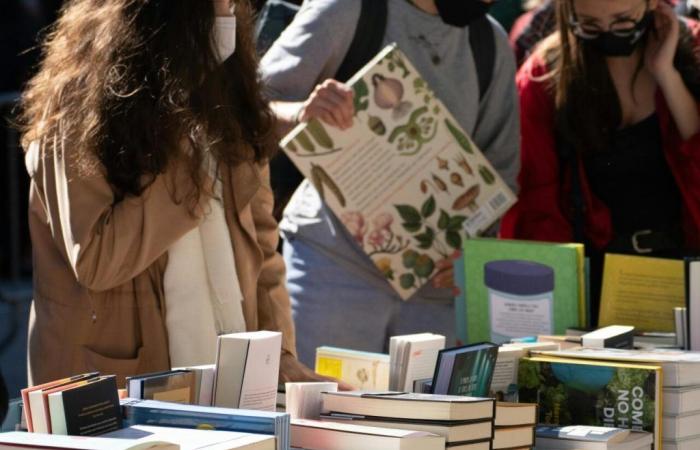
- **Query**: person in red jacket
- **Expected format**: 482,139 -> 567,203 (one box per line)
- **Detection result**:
501,0 -> 700,321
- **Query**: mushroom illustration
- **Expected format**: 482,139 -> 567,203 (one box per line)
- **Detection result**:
452,184 -> 481,212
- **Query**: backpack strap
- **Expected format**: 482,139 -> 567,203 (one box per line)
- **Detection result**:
468,16 -> 496,101
334,0 -> 389,82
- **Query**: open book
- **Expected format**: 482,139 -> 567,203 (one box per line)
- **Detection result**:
281,44 -> 516,299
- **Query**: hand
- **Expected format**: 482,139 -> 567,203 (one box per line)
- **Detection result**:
431,251 -> 462,295
213,0 -> 234,16
279,352 -> 355,391
644,1 -> 680,82
298,79 -> 354,130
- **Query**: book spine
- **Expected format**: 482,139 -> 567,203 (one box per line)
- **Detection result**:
123,406 -> 278,435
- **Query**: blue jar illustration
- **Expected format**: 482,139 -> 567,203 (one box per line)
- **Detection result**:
485,260 -> 555,343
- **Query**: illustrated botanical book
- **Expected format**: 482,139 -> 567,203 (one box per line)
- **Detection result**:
461,238 -> 586,344
599,254 -> 685,332
280,44 -> 516,299
517,355 -> 662,450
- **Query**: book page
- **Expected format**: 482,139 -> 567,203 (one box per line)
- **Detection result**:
690,261 -> 700,351
281,44 -> 515,299
599,254 -> 685,332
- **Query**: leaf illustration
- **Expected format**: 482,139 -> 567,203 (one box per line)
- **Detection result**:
395,205 -> 421,225
402,222 -> 422,233
353,79 -> 370,115
415,227 -> 435,249
446,230 -> 462,250
421,196 -> 436,218
448,216 -> 467,231
438,210 -> 450,230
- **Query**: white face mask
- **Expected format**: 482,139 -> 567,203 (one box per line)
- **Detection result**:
213,15 -> 237,63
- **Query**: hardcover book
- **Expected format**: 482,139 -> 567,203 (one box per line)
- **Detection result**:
461,238 -> 585,344
280,44 -> 516,299
599,254 -> 685,332
48,375 -> 122,436
430,342 -> 498,397
517,356 -> 662,449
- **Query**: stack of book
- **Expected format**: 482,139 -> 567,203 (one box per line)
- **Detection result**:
535,425 -> 653,450
317,391 -> 496,449
492,402 -> 537,449
121,399 -> 290,450
0,425 -> 276,449
290,419 -> 445,450
389,333 -> 445,392
522,347 -> 700,450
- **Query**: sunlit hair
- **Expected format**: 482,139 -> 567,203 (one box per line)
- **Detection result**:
532,0 -> 700,155
20,0 -> 275,206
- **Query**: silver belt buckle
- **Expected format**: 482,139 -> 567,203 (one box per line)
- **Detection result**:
632,229 -> 653,254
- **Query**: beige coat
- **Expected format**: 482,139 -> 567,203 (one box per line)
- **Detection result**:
25,133 -> 296,386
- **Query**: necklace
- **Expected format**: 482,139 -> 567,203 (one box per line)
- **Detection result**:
408,29 -> 451,65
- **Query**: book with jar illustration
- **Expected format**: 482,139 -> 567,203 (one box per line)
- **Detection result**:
280,44 -> 516,299
459,238 -> 587,345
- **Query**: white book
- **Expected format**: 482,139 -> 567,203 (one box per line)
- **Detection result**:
285,382 -> 338,419
213,331 -> 282,411
314,347 -> 389,390
664,435 -> 700,450
536,428 -> 652,450
663,412 -> 700,440
689,261 -> 700,351
388,333 -> 444,391
175,365 -> 216,406
0,431 -> 176,450
490,342 -> 559,397
290,419 -> 444,450
664,385 -> 700,415
103,425 -> 275,450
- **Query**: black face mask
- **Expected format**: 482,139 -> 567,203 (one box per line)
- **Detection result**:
585,12 -> 653,57
435,0 -> 493,27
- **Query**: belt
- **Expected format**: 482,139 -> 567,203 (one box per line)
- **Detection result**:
607,229 -> 683,255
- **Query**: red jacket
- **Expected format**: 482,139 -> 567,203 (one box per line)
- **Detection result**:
501,37 -> 700,251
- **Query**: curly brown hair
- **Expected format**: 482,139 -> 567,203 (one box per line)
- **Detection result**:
20,0 -> 275,204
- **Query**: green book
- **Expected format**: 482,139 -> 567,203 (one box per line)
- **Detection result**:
461,238 -> 585,344
518,355 -> 662,450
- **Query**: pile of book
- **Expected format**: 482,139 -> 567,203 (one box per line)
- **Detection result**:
519,347 -> 700,450
535,425 -> 653,450
290,390 -> 536,450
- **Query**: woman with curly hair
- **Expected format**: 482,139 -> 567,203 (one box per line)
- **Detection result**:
20,0 -> 322,385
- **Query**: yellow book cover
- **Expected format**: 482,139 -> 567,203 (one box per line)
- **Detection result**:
315,347 -> 390,390
599,254 -> 685,332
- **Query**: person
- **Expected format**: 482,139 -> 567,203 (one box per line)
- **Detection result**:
20,0 -> 323,386
261,0 -> 520,366
501,0 -> 700,321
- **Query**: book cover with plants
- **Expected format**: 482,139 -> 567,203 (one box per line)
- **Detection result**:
518,356 -> 662,449
461,238 -> 586,344
280,44 -> 516,299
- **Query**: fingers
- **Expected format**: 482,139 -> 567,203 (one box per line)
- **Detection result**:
300,79 -> 354,130
432,250 -> 463,291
